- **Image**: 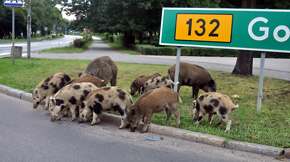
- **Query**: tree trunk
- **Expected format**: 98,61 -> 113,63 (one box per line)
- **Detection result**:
138,32 -> 143,44
149,31 -> 153,45
232,50 -> 253,76
124,31 -> 135,46
232,0 -> 256,76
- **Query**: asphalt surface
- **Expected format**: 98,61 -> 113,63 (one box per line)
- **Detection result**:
0,36 -> 289,159
0,92 -> 281,162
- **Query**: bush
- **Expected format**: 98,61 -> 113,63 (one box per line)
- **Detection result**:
73,35 -> 93,48
74,39 -> 82,48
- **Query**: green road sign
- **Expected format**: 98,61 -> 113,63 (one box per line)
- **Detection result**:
160,8 -> 290,53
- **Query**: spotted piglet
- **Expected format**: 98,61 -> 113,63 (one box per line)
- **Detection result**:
49,82 -> 98,122
79,86 -> 133,128
32,72 -> 71,110
193,92 -> 238,132
140,76 -> 174,96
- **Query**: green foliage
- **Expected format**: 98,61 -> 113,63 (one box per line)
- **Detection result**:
0,0 -> 68,38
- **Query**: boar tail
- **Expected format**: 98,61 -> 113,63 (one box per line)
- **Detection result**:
233,104 -> 239,109
129,96 -> 133,105
177,95 -> 182,104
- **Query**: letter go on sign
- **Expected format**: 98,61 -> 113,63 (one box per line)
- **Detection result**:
175,14 -> 233,43
160,8 -> 290,53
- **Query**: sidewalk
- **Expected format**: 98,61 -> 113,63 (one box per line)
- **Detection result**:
33,36 -> 290,81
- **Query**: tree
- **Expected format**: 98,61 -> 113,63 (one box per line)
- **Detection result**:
230,0 -> 289,76
232,0 -> 256,76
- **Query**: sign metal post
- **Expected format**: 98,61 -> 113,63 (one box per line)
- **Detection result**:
160,8 -> 290,114
4,0 -> 24,64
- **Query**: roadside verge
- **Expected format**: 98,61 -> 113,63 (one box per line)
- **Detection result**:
0,84 -> 287,158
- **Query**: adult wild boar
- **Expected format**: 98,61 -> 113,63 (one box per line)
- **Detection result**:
127,87 -> 182,133
81,56 -> 118,86
79,86 -> 133,128
65,75 -> 104,87
49,82 -> 98,122
32,72 -> 71,110
130,73 -> 161,96
168,62 -> 216,99
193,92 -> 238,132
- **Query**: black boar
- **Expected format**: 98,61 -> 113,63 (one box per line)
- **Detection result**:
168,62 -> 216,99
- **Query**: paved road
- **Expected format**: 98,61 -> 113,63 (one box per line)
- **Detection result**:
0,93 -> 279,162
0,35 -> 81,58
33,37 -> 290,81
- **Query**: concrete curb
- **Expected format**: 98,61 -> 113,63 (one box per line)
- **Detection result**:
0,84 -> 286,158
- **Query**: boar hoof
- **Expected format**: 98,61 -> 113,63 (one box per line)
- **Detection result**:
130,127 -> 136,132
140,131 -> 147,134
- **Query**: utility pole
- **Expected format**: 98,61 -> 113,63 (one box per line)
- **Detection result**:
27,0 -> 31,59
12,7 -> 15,65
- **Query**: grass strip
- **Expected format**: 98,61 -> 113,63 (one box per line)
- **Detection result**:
0,57 -> 289,148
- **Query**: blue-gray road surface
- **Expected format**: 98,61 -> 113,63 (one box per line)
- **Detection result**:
0,92 -> 279,162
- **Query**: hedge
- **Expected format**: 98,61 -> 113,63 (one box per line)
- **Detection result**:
132,44 -> 290,58
104,34 -> 290,58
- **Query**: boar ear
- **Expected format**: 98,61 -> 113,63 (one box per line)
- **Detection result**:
50,96 -> 56,104
208,80 -> 216,87
130,109 -> 135,116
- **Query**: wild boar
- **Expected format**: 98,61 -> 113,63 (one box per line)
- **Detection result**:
80,56 -> 118,86
49,82 -> 98,122
65,75 -> 104,87
193,92 -> 238,132
79,87 -> 133,128
140,76 -> 174,96
127,87 -> 182,133
130,73 -> 161,96
168,62 -> 216,99
32,72 -> 71,110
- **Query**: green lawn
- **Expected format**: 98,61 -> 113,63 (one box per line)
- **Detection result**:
0,57 -> 289,148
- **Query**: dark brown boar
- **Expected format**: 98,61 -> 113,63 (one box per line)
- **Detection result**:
168,62 -> 216,99
81,56 -> 118,86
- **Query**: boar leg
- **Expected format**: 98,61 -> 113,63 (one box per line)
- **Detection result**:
130,117 -> 141,132
208,113 -> 214,125
119,114 -> 129,129
140,115 -> 152,133
195,112 -> 205,124
110,77 -> 117,86
193,108 -> 199,121
70,105 -> 78,121
44,97 -> 50,110
224,119 -> 232,133
91,112 -> 102,126
165,109 -> 172,124
192,86 -> 199,99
